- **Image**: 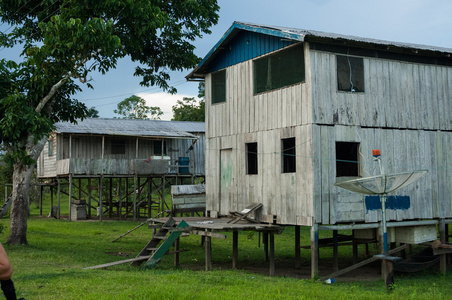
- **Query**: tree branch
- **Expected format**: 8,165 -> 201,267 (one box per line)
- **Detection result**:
34,75 -> 70,114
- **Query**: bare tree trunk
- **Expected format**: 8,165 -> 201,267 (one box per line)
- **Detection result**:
7,137 -> 46,245
7,162 -> 35,245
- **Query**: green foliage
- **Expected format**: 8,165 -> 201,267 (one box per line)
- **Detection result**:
172,97 -> 205,121
114,95 -> 163,120
0,217 -> 451,299
86,107 -> 99,118
172,81 -> 205,121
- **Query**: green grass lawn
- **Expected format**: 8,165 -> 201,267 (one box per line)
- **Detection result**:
0,202 -> 450,299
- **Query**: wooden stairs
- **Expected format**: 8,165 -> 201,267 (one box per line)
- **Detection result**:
85,217 -> 189,270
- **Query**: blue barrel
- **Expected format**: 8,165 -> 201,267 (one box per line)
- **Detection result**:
178,157 -> 190,174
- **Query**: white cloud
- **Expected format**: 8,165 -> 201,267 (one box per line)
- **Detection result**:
137,92 -> 198,120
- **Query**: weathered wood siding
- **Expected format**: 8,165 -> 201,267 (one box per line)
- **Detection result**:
205,41 -> 452,225
37,133 -> 205,178
315,125 -> 452,224
310,50 -> 452,130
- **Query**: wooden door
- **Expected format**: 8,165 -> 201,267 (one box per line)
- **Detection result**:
220,149 -> 233,215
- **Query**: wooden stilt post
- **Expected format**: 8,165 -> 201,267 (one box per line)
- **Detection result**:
311,223 -> 319,279
133,175 -> 137,222
50,186 -> 54,217
57,179 -> 61,219
88,178 -> 92,218
68,174 -> 73,221
205,229 -> 212,271
99,176 -> 103,221
109,177 -> 113,218
232,231 -> 238,269
295,225 -> 301,269
333,230 -> 339,272
40,185 -> 43,216
269,232 -> 275,276
352,230 -> 358,264
174,236 -> 180,267
439,219 -> 447,275
118,178 -> 122,220
263,231 -> 269,262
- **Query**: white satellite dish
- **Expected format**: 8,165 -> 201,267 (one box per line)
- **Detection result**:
334,150 -> 427,256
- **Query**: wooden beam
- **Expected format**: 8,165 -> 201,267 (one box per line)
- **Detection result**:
318,245 -> 407,282
333,230 -> 338,272
232,231 -> 238,269
205,230 -> 212,271
295,226 -> 300,269
269,232 -> 275,276
439,219 -> 447,275
311,223 -> 319,279
190,230 -> 227,239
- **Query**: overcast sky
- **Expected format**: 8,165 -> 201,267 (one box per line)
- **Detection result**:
4,0 -> 452,120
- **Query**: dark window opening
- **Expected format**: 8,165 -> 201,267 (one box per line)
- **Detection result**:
282,137 -> 296,173
153,140 -> 166,156
336,142 -> 360,177
254,44 -> 305,94
337,55 -> 364,92
246,142 -> 258,175
211,70 -> 226,104
111,139 -> 126,155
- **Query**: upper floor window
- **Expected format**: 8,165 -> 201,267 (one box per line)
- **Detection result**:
153,140 -> 166,156
211,69 -> 226,104
254,44 -> 305,94
337,55 -> 364,92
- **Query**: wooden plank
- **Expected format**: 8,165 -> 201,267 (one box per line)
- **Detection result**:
190,230 -> 227,239
318,244 -> 406,281
84,256 -> 151,269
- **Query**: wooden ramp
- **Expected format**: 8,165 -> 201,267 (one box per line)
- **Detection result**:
85,217 -> 189,270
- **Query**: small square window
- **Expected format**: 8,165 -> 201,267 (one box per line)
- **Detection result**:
282,137 -> 296,173
211,70 -> 226,104
337,55 -> 364,92
153,140 -> 166,156
336,142 -> 361,177
111,139 -> 126,155
246,142 -> 258,175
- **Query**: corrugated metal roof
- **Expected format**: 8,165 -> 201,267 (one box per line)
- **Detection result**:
187,21 -> 452,79
54,118 -> 203,139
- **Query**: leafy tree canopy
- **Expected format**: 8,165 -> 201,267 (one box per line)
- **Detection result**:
0,0 -> 219,245
114,95 -> 163,120
86,107 -> 99,118
172,82 -> 205,121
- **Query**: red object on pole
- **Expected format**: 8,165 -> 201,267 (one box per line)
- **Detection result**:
372,149 -> 381,157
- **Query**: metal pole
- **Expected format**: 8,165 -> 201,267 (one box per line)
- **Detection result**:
380,194 -> 388,256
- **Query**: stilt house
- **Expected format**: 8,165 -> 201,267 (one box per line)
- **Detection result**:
36,118 -> 205,219
187,22 -> 452,228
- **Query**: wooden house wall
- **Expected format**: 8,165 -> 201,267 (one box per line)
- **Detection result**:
310,49 -> 452,130
315,125 -> 452,224
204,41 -> 452,225
38,132 -> 205,178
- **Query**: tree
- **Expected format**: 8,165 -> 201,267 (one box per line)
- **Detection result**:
114,95 -> 163,120
0,0 -> 219,245
86,107 -> 99,118
172,82 -> 205,121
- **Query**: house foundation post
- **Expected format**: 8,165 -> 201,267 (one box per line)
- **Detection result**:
269,232 -> 275,276
295,225 -> 301,269
205,229 -> 212,271
232,231 -> 238,269
311,223 -> 319,278
439,219 -> 447,275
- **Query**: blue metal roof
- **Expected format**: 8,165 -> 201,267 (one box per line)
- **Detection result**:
187,21 -> 452,79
